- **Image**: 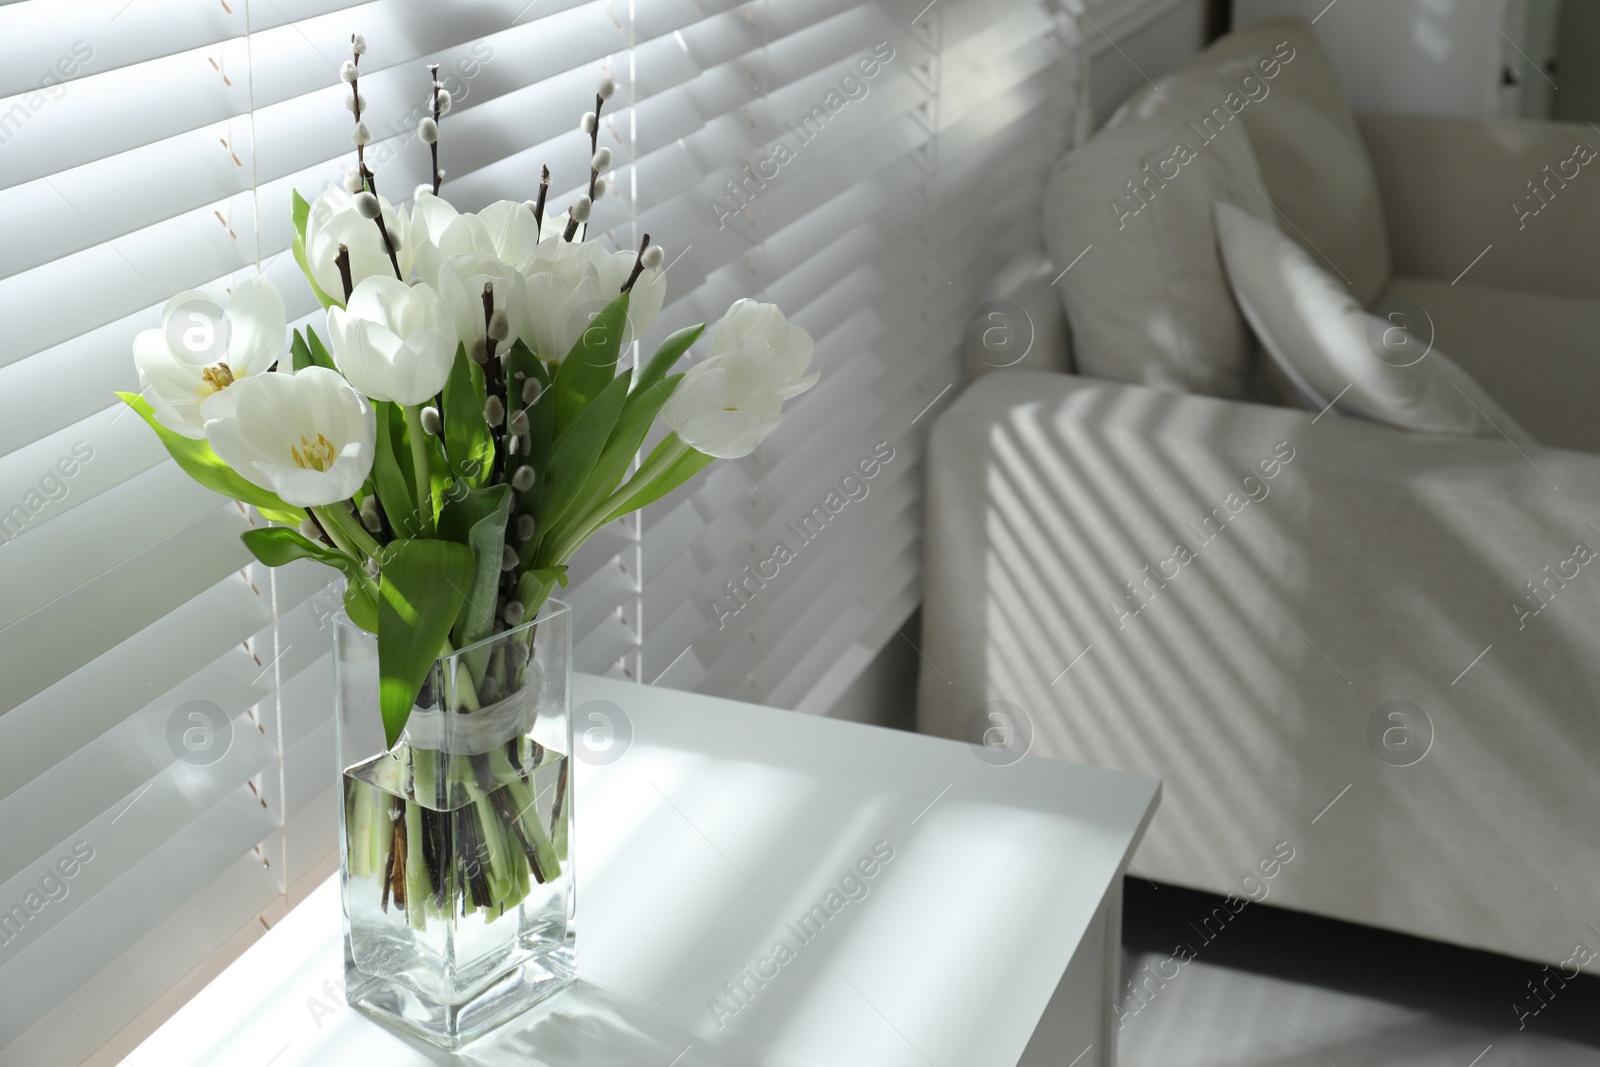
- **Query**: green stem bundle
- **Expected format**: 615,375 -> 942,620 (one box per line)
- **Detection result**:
347,615 -> 564,931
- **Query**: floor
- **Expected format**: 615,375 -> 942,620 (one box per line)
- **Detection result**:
1117,951 -> 1600,1067
1119,880 -> 1600,1066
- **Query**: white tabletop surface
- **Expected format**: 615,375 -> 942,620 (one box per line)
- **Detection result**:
130,674 -> 1159,1067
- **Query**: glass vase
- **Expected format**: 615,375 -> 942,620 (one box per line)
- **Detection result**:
333,600 -> 575,1049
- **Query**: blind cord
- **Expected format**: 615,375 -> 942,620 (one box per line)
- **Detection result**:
242,0 -> 287,900
244,0 -> 262,271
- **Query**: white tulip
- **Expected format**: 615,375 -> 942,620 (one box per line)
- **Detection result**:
477,199 -> 559,273
520,241 -> 665,363
132,274 -> 287,438
412,193 -> 567,282
410,190 -> 493,287
326,276 -> 458,405
305,187 -> 412,299
663,300 -> 818,459
204,366 -> 377,507
435,252 -> 526,352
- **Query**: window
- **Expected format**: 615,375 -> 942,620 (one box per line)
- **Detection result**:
0,0 -> 1086,1060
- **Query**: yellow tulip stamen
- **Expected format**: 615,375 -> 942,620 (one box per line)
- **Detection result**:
291,433 -> 338,473
198,362 -> 236,398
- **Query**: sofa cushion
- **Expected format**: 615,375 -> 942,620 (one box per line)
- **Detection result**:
1043,109 -> 1276,399
1378,277 -> 1600,454
1215,202 -> 1531,442
1114,17 -> 1391,309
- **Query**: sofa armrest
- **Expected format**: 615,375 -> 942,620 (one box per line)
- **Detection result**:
1359,112 -> 1600,301
919,371 -> 1600,971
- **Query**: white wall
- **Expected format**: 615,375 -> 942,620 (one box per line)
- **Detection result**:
827,0 -> 1214,728
1089,0 -> 1211,126
1234,0 -> 1562,118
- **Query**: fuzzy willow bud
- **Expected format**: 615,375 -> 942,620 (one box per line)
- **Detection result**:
300,517 -> 322,541
571,196 -> 592,223
597,77 -> 616,101
487,309 -> 511,343
469,338 -> 488,364
592,177 -> 609,200
508,409 -> 530,437
522,378 -> 542,405
580,111 -> 597,135
591,147 -> 612,173
359,498 -> 383,533
501,545 -> 519,572
420,406 -> 442,436
343,167 -> 365,194
414,183 -> 433,201
434,89 -> 452,115
516,515 -> 537,542
339,60 -> 358,83
511,465 -> 536,492
418,117 -> 438,144
353,191 -> 381,219
351,34 -> 368,55
345,90 -> 366,113
641,245 -> 665,269
484,395 -> 505,427
503,599 -> 526,625
351,122 -> 372,146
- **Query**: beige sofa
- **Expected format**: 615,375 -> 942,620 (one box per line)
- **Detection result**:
918,18 -> 1600,972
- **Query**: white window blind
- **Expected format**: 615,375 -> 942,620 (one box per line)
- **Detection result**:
0,0 -> 1092,1062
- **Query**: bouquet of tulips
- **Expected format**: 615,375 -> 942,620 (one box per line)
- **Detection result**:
121,36 -> 817,924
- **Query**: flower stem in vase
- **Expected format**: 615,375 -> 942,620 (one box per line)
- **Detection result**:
551,759 -> 570,862
403,798 -> 430,930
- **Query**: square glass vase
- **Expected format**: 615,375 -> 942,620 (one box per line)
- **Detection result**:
333,600 -> 575,1049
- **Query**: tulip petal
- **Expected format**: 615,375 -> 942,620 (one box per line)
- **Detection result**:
224,274 -> 287,376
480,200 -> 543,271
133,328 -> 208,438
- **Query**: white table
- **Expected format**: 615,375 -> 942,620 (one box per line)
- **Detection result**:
131,675 -> 1159,1067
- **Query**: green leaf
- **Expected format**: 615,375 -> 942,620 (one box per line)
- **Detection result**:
116,392 -> 306,526
292,188 -> 312,239
371,402 -> 419,539
534,370 -> 631,554
290,330 -> 313,373
289,327 -> 336,374
505,338 -> 550,390
241,526 -> 357,575
426,431 -> 453,520
632,323 -> 703,398
598,434 -> 714,526
538,373 -> 683,558
524,388 -> 557,517
512,566 -> 568,625
292,189 -> 342,311
438,484 -> 512,654
377,539 -> 475,747
303,325 -> 338,371
345,578 -> 379,633
243,527 -> 382,634
549,291 -> 630,437
442,345 -> 493,488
